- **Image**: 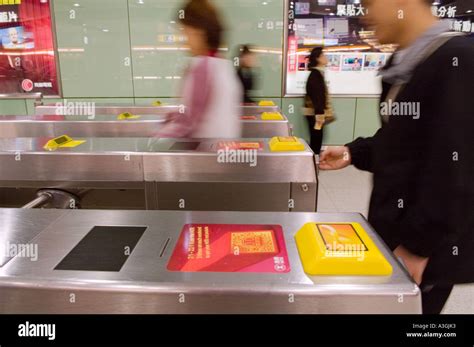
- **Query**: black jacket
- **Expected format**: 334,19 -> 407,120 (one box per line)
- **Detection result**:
237,67 -> 254,103
305,68 -> 327,115
347,35 -> 474,285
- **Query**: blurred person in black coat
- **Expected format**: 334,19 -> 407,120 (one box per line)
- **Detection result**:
320,0 -> 474,313
236,45 -> 257,104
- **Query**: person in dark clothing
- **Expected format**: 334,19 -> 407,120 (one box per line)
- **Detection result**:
304,46 -> 330,154
320,0 -> 474,314
236,45 -> 257,104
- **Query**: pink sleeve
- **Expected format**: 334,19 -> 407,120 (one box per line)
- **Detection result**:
156,58 -> 212,138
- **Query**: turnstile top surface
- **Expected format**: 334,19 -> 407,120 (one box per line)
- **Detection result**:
0,137 -> 311,156
35,104 -> 282,116
0,208 -> 417,296
7,112 -> 288,123
0,114 -> 168,122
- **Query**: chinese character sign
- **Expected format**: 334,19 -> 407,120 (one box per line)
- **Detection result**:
0,0 -> 59,95
432,5 -> 458,18
336,4 -> 366,17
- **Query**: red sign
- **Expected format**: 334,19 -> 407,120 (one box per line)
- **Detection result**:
241,115 -> 258,120
217,141 -> 263,150
167,224 -> 290,273
0,0 -> 59,95
288,36 -> 298,72
21,78 -> 33,91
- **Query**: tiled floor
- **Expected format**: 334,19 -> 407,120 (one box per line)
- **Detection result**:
318,166 -> 473,314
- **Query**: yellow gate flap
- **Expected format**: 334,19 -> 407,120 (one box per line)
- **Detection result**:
295,222 -> 393,276
269,136 -> 305,152
261,112 -> 284,121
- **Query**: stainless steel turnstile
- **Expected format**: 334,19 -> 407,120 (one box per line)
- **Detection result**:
0,137 -> 317,211
31,103 -> 291,138
0,208 -> 421,314
35,103 -> 281,116
0,113 -> 291,138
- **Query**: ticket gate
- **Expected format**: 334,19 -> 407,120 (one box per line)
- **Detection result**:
34,103 -> 281,116
0,113 -> 291,138
0,208 -> 421,314
0,137 -> 317,212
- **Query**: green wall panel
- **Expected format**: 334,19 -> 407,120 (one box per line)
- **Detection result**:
282,97 -> 310,142
354,98 -> 381,139
128,0 -> 189,98
54,0 -> 134,97
217,0 -> 284,98
0,100 -> 28,115
282,97 -> 357,146
324,98 -> 356,145
128,0 -> 284,98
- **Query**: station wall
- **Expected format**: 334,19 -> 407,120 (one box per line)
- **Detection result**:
0,0 -> 381,145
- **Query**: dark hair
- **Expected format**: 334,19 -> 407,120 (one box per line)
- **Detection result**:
308,46 -> 324,68
239,44 -> 252,57
179,0 -> 224,50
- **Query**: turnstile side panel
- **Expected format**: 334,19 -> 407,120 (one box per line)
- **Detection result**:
0,153 -> 144,182
143,154 -> 317,183
0,287 -> 421,314
290,182 -> 318,212
241,122 -> 290,137
155,182 -> 291,211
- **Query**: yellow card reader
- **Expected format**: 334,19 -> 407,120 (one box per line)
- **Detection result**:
261,112 -> 284,121
269,136 -> 305,152
43,135 -> 86,151
295,223 -> 393,276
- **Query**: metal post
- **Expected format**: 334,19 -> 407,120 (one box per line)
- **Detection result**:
22,192 -> 52,209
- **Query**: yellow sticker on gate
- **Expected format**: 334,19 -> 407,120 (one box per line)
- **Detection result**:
118,112 -> 141,120
43,135 -> 86,151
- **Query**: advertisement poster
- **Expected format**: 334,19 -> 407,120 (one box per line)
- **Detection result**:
286,0 -> 396,95
0,0 -> 59,95
167,224 -> 290,273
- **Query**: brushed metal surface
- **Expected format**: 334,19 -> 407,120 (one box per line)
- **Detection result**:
0,114 -> 290,138
34,104 -> 281,116
35,104 -> 180,116
0,138 -> 315,183
0,138 -> 317,211
0,209 -> 421,313
0,208 -> 66,267
155,182 -> 290,211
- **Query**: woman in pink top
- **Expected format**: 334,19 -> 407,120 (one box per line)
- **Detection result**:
158,0 -> 242,139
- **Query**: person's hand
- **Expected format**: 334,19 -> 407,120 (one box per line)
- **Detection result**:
319,146 -> 352,170
394,245 -> 429,285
